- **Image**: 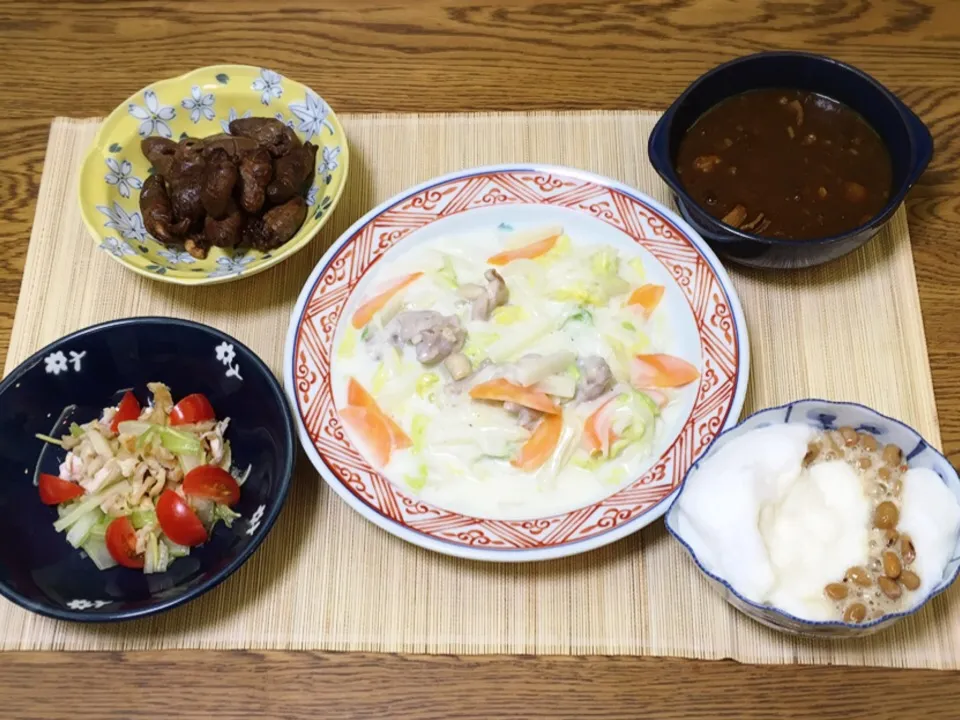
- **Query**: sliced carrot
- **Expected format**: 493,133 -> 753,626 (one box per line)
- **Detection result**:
512,414 -> 564,472
340,406 -> 392,466
583,397 -> 617,455
630,354 -> 700,389
488,233 -> 561,266
351,272 -> 423,329
627,284 -> 665,319
346,377 -> 412,449
346,376 -> 373,407
469,378 -> 560,415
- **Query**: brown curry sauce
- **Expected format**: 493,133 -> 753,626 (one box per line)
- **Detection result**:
675,89 -> 892,240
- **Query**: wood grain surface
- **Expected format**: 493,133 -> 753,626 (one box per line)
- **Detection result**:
2,0 -> 960,717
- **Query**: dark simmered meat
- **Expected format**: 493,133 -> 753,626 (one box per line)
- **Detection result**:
203,199 -> 245,248
228,117 -> 301,158
237,148 -> 273,213
201,133 -> 259,159
138,118 -> 315,255
201,147 -> 239,219
266,142 -> 317,205
261,196 -> 307,249
140,137 -> 178,178
167,139 -> 207,227
675,88 -> 892,240
241,215 -> 267,250
167,172 -> 204,228
139,174 -> 188,243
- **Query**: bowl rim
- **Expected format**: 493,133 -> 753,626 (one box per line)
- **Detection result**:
648,50 -> 932,247
283,161 -> 751,562
664,397 -> 960,632
77,63 -> 350,286
0,316 -> 297,622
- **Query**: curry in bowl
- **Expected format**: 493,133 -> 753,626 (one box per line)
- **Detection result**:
675,88 -> 893,240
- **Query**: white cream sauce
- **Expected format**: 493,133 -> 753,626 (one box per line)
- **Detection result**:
330,224 -> 700,520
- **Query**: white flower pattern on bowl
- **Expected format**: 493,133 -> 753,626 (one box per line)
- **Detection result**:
181,85 -> 216,124
99,237 -> 136,258
305,185 -> 319,207
128,90 -> 176,138
220,107 -> 253,134
318,145 -> 341,176
157,247 -> 197,265
97,203 -> 147,243
215,341 -> 242,380
207,254 -> 255,279
104,158 -> 142,199
246,504 -> 266,535
44,350 -> 87,374
66,599 -> 111,611
252,68 -> 283,106
43,351 -> 68,375
289,92 -> 335,142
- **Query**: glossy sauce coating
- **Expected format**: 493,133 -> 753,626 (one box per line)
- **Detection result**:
675,89 -> 893,240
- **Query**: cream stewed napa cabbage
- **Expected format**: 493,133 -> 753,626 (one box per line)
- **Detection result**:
332,225 -> 701,519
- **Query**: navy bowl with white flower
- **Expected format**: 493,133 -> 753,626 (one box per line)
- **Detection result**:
78,65 -> 349,286
665,398 -> 960,638
0,318 -> 295,622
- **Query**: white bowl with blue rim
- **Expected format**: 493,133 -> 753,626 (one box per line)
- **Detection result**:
665,398 -> 960,637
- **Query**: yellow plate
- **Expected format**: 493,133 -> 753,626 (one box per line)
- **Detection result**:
78,65 -> 349,285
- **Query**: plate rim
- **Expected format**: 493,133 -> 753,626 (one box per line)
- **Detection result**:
283,163 -> 750,561
76,63 -> 350,287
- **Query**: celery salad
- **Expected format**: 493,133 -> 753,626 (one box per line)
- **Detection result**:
333,225 -> 701,519
36,383 -> 248,573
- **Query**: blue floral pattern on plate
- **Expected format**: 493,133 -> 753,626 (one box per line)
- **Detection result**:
207,254 -> 255,279
96,203 -> 147,243
289,92 -> 335,142
181,85 -> 216,124
127,90 -> 176,138
665,398 -> 960,638
104,158 -> 142,199
252,68 -> 283,106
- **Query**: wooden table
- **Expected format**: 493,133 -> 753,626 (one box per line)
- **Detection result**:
2,1 -> 960,717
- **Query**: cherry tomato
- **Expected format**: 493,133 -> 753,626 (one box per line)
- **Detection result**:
183,465 -> 241,507
156,490 -> 208,546
38,473 -> 85,505
169,393 -> 216,426
105,516 -> 144,569
110,391 -> 141,433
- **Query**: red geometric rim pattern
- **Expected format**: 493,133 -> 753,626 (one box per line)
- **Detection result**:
293,170 -> 740,549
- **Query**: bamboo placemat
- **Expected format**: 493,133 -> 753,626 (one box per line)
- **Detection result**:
0,112 -> 954,669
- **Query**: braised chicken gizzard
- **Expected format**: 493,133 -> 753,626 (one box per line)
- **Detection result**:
139,118 -> 316,259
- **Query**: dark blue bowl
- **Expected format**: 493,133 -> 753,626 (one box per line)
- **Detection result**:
0,317 -> 295,622
648,52 -> 933,269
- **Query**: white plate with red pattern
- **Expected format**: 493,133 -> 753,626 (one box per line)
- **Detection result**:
283,165 -> 749,561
